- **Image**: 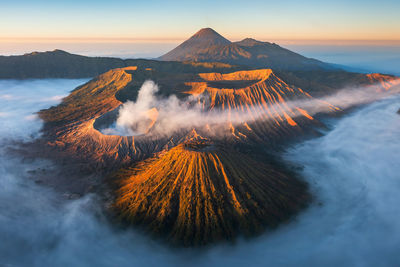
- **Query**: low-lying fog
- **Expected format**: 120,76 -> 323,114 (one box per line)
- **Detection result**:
1,79 -> 399,266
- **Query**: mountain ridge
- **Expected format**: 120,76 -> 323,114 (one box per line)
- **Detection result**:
0,50 -> 242,79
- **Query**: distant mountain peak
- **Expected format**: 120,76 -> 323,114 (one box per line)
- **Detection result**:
24,49 -> 70,57
188,27 -> 231,46
193,27 -> 223,37
52,49 -> 69,54
24,51 -> 40,56
236,38 -> 264,46
159,28 -> 331,71
241,38 -> 258,43
194,27 -> 216,34
159,28 -> 231,61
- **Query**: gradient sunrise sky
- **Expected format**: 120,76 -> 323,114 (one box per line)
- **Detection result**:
1,0 -> 400,43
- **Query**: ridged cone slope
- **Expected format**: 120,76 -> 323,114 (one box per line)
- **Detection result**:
114,141 -> 310,246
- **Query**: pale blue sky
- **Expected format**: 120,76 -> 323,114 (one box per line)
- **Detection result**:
1,0 -> 400,41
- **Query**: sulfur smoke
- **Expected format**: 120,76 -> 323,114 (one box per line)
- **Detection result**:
103,80 -> 205,136
102,79 -> 400,137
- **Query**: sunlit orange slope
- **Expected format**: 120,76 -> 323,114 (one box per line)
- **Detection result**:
114,140 -> 310,246
184,69 -> 334,142
367,73 -> 400,90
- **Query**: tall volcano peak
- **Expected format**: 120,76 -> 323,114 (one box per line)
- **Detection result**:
159,28 -> 232,61
190,28 -> 231,44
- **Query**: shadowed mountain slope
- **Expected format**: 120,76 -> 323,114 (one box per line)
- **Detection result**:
0,49 -> 241,79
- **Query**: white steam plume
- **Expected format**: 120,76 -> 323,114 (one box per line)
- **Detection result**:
102,79 -> 400,136
114,80 -> 159,136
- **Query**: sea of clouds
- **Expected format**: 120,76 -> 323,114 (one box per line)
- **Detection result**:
0,79 -> 399,266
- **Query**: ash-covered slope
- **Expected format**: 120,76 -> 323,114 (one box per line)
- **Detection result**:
114,140 -> 310,246
160,28 -> 331,71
